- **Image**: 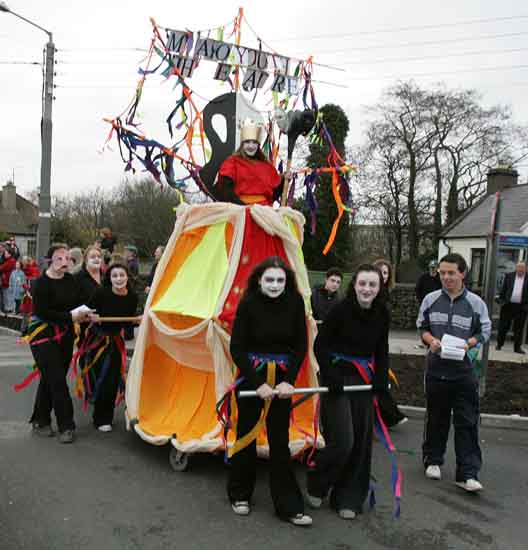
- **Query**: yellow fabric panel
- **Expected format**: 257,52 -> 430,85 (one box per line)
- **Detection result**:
152,222 -> 229,318
151,226 -> 208,308
138,345 -> 218,441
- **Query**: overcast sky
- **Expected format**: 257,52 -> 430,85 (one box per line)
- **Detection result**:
1,0 -> 527,201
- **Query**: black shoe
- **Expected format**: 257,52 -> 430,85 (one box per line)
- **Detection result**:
514,348 -> 526,355
496,345 -> 502,351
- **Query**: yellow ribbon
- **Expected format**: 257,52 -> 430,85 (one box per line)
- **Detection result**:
22,322 -> 49,344
228,360 -> 277,458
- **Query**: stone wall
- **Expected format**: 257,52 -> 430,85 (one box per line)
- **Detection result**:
389,283 -> 419,329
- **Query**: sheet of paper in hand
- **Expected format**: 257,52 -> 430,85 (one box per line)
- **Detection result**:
440,334 -> 467,361
70,304 -> 94,316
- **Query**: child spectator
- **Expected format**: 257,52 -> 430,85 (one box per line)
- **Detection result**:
8,260 -> 27,313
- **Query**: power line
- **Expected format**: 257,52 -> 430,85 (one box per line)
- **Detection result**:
347,63 -> 528,81
0,60 -> 40,65
342,47 -> 528,66
272,14 -> 528,42
308,31 -> 528,56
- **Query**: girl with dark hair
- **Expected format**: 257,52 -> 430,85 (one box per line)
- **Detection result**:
373,258 -> 408,429
215,120 -> 285,206
76,263 -> 138,432
28,244 -> 91,444
306,264 -> 390,520
227,256 -> 312,526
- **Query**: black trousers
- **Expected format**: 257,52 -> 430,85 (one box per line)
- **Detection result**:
422,374 -> 482,482
30,332 -> 75,432
91,343 -> 123,428
497,303 -> 527,350
377,389 -> 405,427
227,389 -> 304,519
307,387 -> 373,513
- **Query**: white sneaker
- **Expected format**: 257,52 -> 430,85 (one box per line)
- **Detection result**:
425,465 -> 442,480
231,501 -> 250,516
289,514 -> 312,526
338,509 -> 357,520
455,479 -> 483,492
97,424 -> 113,432
305,493 -> 322,509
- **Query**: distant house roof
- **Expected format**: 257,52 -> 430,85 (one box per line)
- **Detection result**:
0,193 -> 38,236
442,183 -> 528,239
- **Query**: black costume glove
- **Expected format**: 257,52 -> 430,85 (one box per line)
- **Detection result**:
327,381 -> 344,395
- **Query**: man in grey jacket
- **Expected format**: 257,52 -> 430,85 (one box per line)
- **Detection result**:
417,253 -> 491,493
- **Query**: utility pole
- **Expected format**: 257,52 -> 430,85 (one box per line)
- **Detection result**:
38,37 -> 55,261
0,2 -> 54,262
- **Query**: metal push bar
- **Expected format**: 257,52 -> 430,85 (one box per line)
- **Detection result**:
238,385 -> 372,398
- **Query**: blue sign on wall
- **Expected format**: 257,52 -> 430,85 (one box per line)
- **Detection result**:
498,234 -> 528,248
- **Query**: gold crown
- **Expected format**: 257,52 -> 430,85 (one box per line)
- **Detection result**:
240,118 -> 264,143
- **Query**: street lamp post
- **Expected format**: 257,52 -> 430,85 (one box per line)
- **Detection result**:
1,2 -> 54,262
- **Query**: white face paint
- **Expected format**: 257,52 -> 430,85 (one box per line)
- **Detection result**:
354,271 -> 380,309
86,250 -> 102,270
259,267 -> 287,299
110,267 -> 128,291
242,140 -> 259,157
49,248 -> 70,275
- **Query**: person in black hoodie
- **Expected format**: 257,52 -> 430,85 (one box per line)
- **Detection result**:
306,263 -> 389,520
228,256 -> 312,526
82,263 -> 138,432
29,244 -> 92,443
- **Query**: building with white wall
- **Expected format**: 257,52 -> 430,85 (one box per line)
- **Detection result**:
440,168 -> 528,292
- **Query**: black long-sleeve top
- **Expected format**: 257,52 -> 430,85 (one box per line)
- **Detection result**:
314,295 -> 390,392
74,267 -> 102,304
32,272 -> 83,326
230,290 -> 307,389
88,286 -> 138,336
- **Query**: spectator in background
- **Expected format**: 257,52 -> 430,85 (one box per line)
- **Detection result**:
0,247 -> 16,313
8,260 -> 27,313
416,261 -> 442,306
68,247 -> 84,275
145,245 -> 165,295
311,268 -> 343,322
123,245 -> 139,340
99,228 -> 116,254
0,243 -> 5,312
496,261 -> 528,354
373,258 -> 408,428
22,256 -> 41,282
8,236 -> 20,260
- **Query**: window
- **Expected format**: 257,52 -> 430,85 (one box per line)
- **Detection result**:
27,239 -> 36,258
470,249 -> 486,290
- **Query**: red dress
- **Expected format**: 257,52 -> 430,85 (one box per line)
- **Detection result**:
217,155 -> 281,206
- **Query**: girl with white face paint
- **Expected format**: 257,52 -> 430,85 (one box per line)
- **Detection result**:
228,256 -> 312,526
307,264 -> 390,520
81,263 -> 138,432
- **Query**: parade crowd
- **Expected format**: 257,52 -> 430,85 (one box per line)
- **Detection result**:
9,123 -> 499,528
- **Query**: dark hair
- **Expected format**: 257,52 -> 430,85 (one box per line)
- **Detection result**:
373,258 -> 394,290
326,267 -> 343,280
46,242 -> 69,261
234,142 -> 267,162
439,253 -> 467,274
346,263 -> 385,310
103,262 -> 132,291
244,256 -> 299,298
